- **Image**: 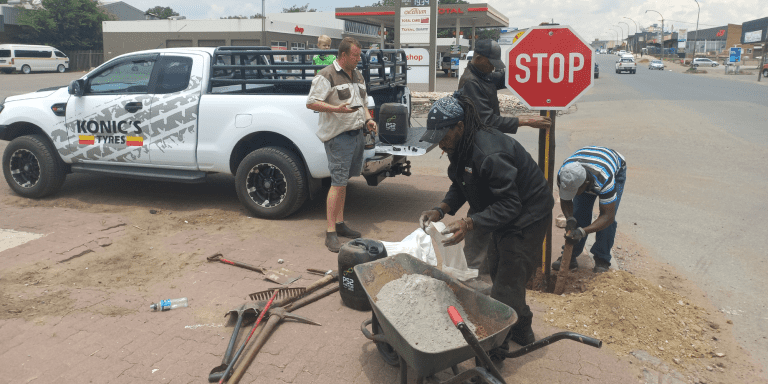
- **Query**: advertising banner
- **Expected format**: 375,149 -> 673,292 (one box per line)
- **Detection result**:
729,47 -> 742,63
402,48 -> 429,84
744,30 -> 762,43
400,7 -> 430,44
678,29 -> 687,49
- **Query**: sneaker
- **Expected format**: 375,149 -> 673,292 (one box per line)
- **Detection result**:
335,222 -> 361,239
593,258 -> 610,273
325,232 -> 341,253
552,256 -> 578,271
508,325 -> 535,346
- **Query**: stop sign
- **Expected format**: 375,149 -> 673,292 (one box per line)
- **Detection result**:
505,26 -> 594,110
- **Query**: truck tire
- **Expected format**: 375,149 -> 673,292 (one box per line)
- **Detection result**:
57,64 -> 66,73
22,65 -> 31,74
2,135 -> 67,198
763,69 -> 768,77
235,146 -> 307,219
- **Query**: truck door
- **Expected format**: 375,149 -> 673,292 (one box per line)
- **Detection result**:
144,53 -> 204,168
65,53 -> 158,163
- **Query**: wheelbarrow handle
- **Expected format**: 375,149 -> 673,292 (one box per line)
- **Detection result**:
503,331 -> 602,359
447,306 -> 508,384
361,318 -> 391,344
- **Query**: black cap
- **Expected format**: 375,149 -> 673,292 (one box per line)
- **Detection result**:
419,94 -> 465,143
474,39 -> 505,69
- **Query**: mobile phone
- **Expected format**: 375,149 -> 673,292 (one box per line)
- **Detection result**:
349,100 -> 363,110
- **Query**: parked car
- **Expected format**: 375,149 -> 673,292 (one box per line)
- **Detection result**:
440,56 -> 455,74
649,60 -> 664,70
761,62 -> 768,77
465,50 -> 474,62
0,44 -> 69,74
615,57 -> 636,74
594,62 -> 599,78
692,58 -> 719,67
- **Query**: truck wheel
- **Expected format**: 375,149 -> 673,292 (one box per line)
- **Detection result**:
2,135 -> 67,198
21,65 -> 31,74
763,69 -> 768,77
57,64 -> 66,73
235,146 -> 307,219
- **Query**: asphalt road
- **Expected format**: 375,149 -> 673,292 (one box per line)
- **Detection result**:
559,53 -> 768,371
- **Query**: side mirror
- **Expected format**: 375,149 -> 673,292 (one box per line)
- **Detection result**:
68,79 -> 85,97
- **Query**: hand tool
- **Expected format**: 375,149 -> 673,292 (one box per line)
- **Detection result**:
248,287 -> 306,302
247,269 -> 339,307
227,307 -> 321,384
227,284 -> 339,384
216,289 -> 280,384
206,253 -> 301,285
447,306 -> 507,384
554,217 -> 578,295
208,302 -> 258,382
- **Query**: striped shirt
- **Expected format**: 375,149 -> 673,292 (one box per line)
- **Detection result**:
559,146 -> 626,205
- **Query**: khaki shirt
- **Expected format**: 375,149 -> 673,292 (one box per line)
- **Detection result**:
307,60 -> 368,142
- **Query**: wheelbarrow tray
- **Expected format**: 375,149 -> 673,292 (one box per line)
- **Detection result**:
355,253 -> 517,378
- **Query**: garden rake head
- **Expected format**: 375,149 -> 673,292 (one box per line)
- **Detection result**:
248,287 -> 307,302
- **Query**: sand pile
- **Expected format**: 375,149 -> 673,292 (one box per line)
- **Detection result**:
530,270 -> 716,365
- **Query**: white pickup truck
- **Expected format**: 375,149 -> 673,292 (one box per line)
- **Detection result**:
615,55 -> 636,74
0,47 -> 430,219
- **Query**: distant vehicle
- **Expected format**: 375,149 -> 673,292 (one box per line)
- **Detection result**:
600,49 -> 607,54
615,56 -> 636,74
465,50 -> 474,61
594,62 -> 599,78
0,44 -> 69,74
616,50 -> 627,56
440,56 -> 453,74
692,58 -> 719,67
649,60 -> 664,70
763,62 -> 768,77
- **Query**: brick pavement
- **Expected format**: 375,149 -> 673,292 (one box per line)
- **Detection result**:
0,158 -> 642,383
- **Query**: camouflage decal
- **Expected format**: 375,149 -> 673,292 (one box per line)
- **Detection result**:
57,75 -> 203,163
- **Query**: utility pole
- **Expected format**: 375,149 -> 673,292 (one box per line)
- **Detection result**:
262,0 -> 266,48
619,22 -> 630,52
692,0 -> 700,64
624,17 -> 638,54
646,10 -> 664,61
614,25 -> 624,49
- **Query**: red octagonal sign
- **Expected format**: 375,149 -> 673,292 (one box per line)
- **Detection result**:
505,25 -> 594,110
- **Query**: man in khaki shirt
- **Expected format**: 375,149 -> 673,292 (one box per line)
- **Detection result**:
307,37 -> 378,252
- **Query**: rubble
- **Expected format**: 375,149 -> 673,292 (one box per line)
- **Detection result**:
410,91 -> 536,116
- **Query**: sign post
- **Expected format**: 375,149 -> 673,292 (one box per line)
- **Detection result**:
504,25 -> 594,289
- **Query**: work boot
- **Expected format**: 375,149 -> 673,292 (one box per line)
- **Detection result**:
489,341 -> 509,364
508,324 -> 536,346
335,222 -> 361,239
552,256 -> 578,271
325,231 -> 341,253
593,258 -> 611,273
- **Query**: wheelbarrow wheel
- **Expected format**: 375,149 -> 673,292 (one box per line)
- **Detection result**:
372,313 -> 400,367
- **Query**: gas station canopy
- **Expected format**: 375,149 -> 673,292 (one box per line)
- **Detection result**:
335,3 -> 508,29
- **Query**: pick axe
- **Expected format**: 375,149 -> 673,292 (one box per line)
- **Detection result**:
554,217 -> 578,295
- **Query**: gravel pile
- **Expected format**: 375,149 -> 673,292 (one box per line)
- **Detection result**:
411,91 -> 535,116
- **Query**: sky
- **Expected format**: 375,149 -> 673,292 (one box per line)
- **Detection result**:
129,0 -> 768,42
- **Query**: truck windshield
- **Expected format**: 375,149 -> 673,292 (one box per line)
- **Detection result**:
0,50 -> 11,58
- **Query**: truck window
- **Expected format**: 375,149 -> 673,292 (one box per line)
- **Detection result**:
89,59 -> 156,94
154,56 -> 192,94
54,51 -> 67,58
0,50 -> 11,58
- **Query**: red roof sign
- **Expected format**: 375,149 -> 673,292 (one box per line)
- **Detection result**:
505,25 -> 594,110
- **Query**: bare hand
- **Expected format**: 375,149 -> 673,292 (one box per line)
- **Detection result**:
519,116 -> 552,130
419,210 -> 442,230
366,119 -> 378,133
440,219 -> 470,246
336,102 -> 357,113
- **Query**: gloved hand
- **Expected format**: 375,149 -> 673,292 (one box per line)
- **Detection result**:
419,210 -> 442,230
565,216 -> 578,231
565,227 -> 586,242
441,217 -> 473,246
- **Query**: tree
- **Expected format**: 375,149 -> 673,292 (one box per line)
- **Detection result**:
0,0 -> 8,4
16,0 -> 113,51
221,14 -> 262,19
145,6 -> 179,19
282,4 -> 316,12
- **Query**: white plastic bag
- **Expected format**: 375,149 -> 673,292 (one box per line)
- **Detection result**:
381,222 -> 478,281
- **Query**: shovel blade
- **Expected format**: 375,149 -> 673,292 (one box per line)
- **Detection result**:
265,268 -> 301,285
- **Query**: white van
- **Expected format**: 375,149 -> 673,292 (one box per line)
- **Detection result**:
0,44 -> 69,74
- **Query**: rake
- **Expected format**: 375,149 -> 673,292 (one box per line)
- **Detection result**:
248,287 -> 307,302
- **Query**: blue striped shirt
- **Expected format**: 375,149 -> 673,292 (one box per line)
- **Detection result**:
559,146 -> 626,205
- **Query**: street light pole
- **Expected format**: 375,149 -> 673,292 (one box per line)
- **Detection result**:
619,22 -> 630,52
646,10 -> 665,61
614,25 -> 624,50
693,0 -> 700,63
607,30 -> 618,51
624,17 -> 638,53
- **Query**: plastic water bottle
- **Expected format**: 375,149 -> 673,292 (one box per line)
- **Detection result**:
150,297 -> 188,311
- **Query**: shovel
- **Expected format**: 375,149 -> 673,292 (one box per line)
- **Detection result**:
208,302 -> 258,382
207,253 -> 301,285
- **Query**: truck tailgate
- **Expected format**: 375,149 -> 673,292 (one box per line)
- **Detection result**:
374,124 -> 436,156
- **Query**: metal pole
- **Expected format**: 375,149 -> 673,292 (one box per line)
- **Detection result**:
624,17 -> 638,54
645,10 -> 664,60
262,0 -> 266,47
619,22 -> 629,51
428,0 -> 437,91
538,110 -> 556,287
614,25 -> 624,50
693,0 -> 700,64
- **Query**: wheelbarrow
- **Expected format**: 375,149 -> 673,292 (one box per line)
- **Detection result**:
357,253 -> 602,384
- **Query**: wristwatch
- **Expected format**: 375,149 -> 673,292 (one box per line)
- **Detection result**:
432,206 -> 445,220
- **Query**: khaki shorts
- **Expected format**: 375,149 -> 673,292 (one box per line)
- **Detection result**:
324,128 -> 364,187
